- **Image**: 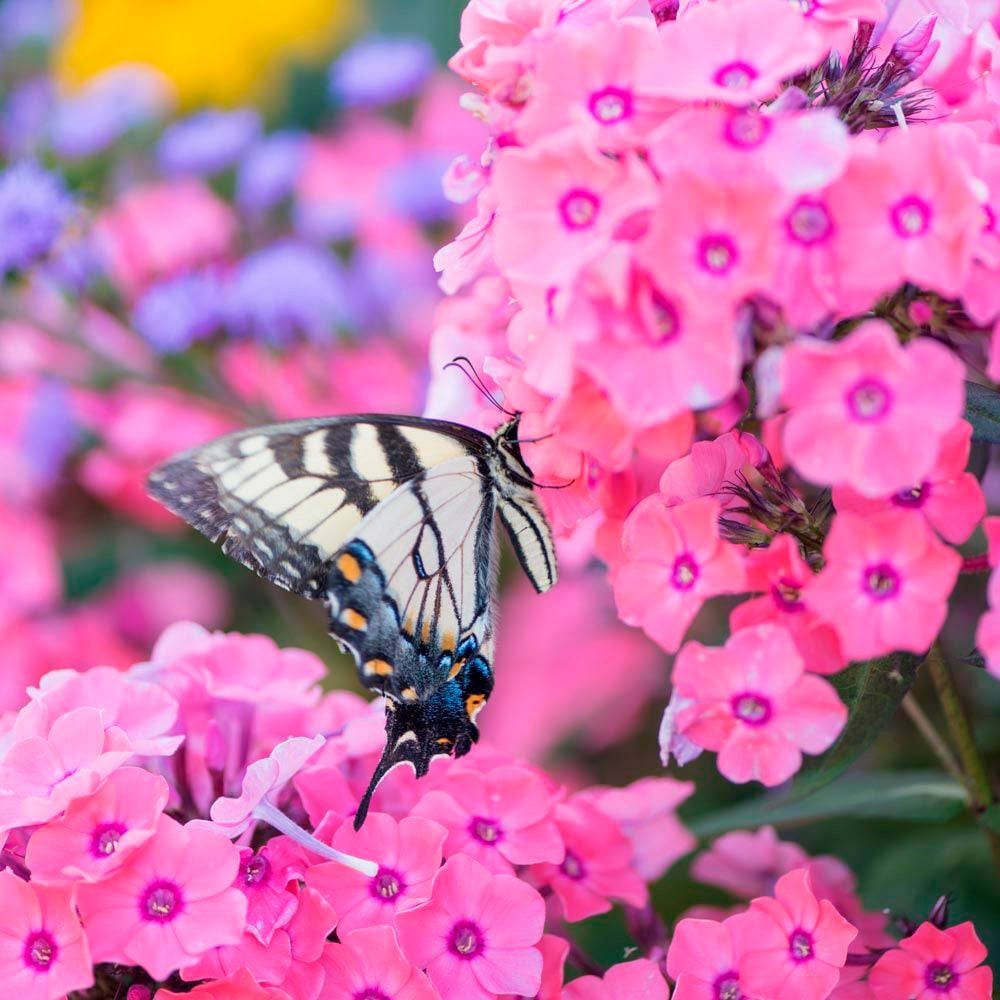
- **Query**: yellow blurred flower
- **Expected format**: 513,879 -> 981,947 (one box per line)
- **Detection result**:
56,0 -> 357,108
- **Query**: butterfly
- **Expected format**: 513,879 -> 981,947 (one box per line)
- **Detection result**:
147,412 -> 557,827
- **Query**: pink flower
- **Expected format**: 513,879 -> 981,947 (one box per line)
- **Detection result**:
583,776 -> 695,882
491,133 -> 656,292
0,504 -> 60,630
77,815 -> 247,981
562,958 -> 671,999
306,812 -> 446,935
869,921 -> 993,1000
26,766 -> 169,883
157,968 -> 291,999
730,534 -> 846,675
321,925 -> 439,1000
396,854 -> 546,1000
0,872 -> 93,1000
690,825 -> 808,899
780,322 -> 965,497
667,916 -> 751,1000
277,885 -> 339,1000
832,420 -> 985,545
658,431 -> 770,510
411,763 -> 564,874
529,798 -> 647,922
236,840 -> 307,944
613,496 -> 746,653
650,0 -> 828,104
672,624 -> 847,786
728,868 -> 858,1000
804,510 -> 961,661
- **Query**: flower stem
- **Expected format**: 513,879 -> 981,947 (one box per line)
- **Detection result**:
901,693 -> 966,789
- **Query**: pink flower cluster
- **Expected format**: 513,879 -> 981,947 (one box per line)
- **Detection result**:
430,0 -> 1000,787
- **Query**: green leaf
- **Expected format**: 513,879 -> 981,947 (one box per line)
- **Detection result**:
980,803 -> 1000,835
690,771 -> 966,837
964,381 -> 1000,443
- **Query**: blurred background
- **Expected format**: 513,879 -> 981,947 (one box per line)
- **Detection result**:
0,0 -> 997,965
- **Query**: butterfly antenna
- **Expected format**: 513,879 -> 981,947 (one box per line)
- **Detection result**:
530,476 -> 578,490
444,356 -> 516,417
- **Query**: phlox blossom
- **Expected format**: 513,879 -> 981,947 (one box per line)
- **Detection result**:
157,968 -> 291,1000
236,840 -> 306,943
26,766 -> 169,883
0,505 -> 59,630
690,824 -> 808,899
804,510 -> 961,661
76,815 -> 247,981
322,925 -> 439,1000
613,496 -> 746,653
666,916 -> 751,1000
672,624 -> 847,786
396,853 -> 546,1000
411,763 -> 564,874
0,872 -> 93,1000
529,797 -> 647,922
869,921 -> 993,1000
306,811 -> 446,934
780,322 -> 965,497
275,885 -> 339,1000
562,958 -> 671,999
658,430 -> 769,510
728,868 -> 858,1000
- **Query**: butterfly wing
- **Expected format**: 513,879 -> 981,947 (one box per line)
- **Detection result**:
147,416 -> 487,599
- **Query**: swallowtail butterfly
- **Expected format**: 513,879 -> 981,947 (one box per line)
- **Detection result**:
147,414 -> 557,827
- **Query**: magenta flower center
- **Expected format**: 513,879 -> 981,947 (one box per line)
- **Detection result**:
370,866 -> 406,901
731,692 -> 773,726
140,879 -> 183,923
925,961 -> 958,992
23,930 -> 57,971
354,990 -> 391,1000
697,233 -> 738,275
470,816 -> 504,844
561,849 -> 587,881
671,553 -> 699,590
644,290 -> 681,345
448,919 -> 485,960
723,110 -> 770,148
713,971 -> 742,1000
891,482 -> 928,509
588,86 -> 633,124
983,203 -> 996,234
240,852 -> 271,888
789,928 -> 815,963
785,198 -> 834,245
713,60 -> 758,89
863,563 -> 900,601
90,820 -> 127,858
891,195 -> 932,238
846,378 -> 892,422
771,577 -> 805,612
559,188 -> 600,230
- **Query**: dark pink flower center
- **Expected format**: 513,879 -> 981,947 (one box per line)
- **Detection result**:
713,60 -> 758,89
713,971 -> 743,1000
672,553 -> 699,590
470,816 -> 504,845
731,692 -> 773,726
240,852 -> 271,888
891,482 -> 928,509
983,203 -> 996,234
771,576 -> 805,612
354,990 -> 391,1000
559,188 -> 600,230
448,919 -> 485,960
23,930 -> 57,971
863,563 -> 900,601
588,86 -> 633,124
370,866 -> 406,901
561,849 -> 587,881
90,821 -> 127,858
789,928 -> 815,962
140,879 -> 183,923
642,289 -> 681,345
697,233 -> 738,275
925,961 -> 958,992
846,378 -> 892,422
891,195 -> 932,238
723,110 -> 771,148
785,198 -> 834,245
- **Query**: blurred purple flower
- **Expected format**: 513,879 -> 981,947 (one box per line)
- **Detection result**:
383,152 -> 453,224
0,161 -> 72,273
157,108 -> 261,176
21,379 -> 76,489
44,230 -> 104,293
329,36 -> 435,107
133,271 -> 225,353
236,131 -> 306,212
0,0 -> 65,53
0,79 -> 53,158
225,242 -> 354,343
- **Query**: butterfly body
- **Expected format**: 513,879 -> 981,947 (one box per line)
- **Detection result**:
148,413 -> 556,826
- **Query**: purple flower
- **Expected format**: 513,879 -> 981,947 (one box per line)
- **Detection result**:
329,36 -> 435,107
21,379 -> 76,489
0,0 -> 64,53
383,152 -> 453,224
225,242 -> 354,344
0,162 -> 72,273
0,79 -> 53,159
236,131 -> 306,212
133,271 -> 225,353
157,108 -> 261,176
